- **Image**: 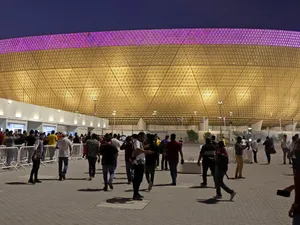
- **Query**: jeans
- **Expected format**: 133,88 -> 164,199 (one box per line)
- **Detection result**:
49,146 -> 56,160
293,214 -> 300,225
87,156 -> 97,177
102,165 -> 115,185
202,158 -> 215,184
265,151 -> 271,164
161,154 -> 168,170
132,164 -> 144,197
156,154 -> 160,167
169,161 -> 178,184
283,148 -> 291,164
30,157 -> 40,181
58,157 -> 69,177
235,155 -> 244,177
114,156 -> 118,170
214,166 -> 234,196
253,150 -> 258,163
145,164 -> 156,184
125,161 -> 133,183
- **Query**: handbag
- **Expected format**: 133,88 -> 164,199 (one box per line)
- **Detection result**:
270,146 -> 276,154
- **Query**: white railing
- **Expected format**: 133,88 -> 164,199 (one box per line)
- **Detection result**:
0,143 -> 85,171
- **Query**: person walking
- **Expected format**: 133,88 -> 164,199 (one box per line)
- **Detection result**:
120,136 -> 134,184
235,136 -> 249,179
131,132 -> 153,200
145,134 -> 159,191
48,130 -> 58,160
159,135 -> 170,170
56,132 -> 72,181
111,134 -> 121,170
282,134 -> 292,164
197,138 -> 216,186
100,135 -> 118,191
28,134 -> 44,184
25,130 -> 37,164
84,134 -> 100,180
263,136 -> 273,164
214,141 -> 236,200
251,139 -> 261,163
164,134 -> 184,186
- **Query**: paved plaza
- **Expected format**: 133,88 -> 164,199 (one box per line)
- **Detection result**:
0,144 -> 294,225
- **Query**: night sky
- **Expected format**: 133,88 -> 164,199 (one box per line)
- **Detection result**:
1,0 -> 300,39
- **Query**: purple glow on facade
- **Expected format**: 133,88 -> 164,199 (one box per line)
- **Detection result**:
1,28 -> 300,54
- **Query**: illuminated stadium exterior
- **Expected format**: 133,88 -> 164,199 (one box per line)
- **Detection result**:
0,28 -> 300,126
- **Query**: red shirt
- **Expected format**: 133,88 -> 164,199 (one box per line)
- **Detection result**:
166,140 -> 182,163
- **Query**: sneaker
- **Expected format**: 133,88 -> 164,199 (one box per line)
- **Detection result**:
284,162 -> 286,164
62,174 -> 66,180
148,182 -> 153,191
88,177 -> 92,181
28,180 -> 35,184
103,186 -> 108,191
213,195 -> 222,200
230,192 -> 237,201
201,182 -> 207,186
108,182 -> 114,190
137,193 -> 144,198
171,182 -> 176,186
34,180 -> 42,183
59,177 -> 62,181
133,196 -> 143,201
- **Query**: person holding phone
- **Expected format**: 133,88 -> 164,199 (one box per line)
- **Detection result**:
164,133 -> 184,186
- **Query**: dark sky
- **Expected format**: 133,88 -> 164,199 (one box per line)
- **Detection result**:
1,0 -> 300,39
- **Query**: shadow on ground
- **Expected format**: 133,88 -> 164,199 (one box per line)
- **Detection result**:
124,188 -> 148,192
106,197 -> 133,204
190,185 -> 215,189
6,182 -> 29,185
77,188 -> 103,192
40,178 -> 87,181
197,198 -> 232,204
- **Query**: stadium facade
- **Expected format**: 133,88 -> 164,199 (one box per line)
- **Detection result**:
0,28 -> 300,126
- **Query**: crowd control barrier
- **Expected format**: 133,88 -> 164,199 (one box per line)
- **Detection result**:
0,146 -> 19,170
70,143 -> 83,161
18,146 -> 35,169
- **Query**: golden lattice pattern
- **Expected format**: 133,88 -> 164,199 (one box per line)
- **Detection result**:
1,44 -> 300,125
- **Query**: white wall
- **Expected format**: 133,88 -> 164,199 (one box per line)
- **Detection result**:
0,98 -> 109,134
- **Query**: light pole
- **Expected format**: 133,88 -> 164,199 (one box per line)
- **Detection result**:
229,111 -> 233,144
218,101 -> 223,139
152,111 -> 157,132
194,111 -> 197,130
112,110 -> 116,134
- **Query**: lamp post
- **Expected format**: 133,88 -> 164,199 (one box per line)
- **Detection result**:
152,111 -> 157,132
112,110 -> 116,134
229,111 -> 233,144
218,101 -> 223,139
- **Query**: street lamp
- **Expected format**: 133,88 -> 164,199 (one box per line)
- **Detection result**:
152,111 -> 157,132
112,110 -> 116,134
218,101 -> 223,139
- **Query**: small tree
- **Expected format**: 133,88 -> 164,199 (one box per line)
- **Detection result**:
187,129 -> 199,143
203,132 -> 212,139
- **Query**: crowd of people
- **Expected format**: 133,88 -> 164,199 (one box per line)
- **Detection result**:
2,129 -> 300,222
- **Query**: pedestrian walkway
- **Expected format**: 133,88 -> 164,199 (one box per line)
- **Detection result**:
0,144 -> 294,225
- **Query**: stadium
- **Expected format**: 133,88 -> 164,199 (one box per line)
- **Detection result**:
1,28 -> 300,127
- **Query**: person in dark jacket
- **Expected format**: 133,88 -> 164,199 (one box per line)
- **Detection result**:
145,134 -> 159,191
159,135 -> 170,170
120,136 -> 134,184
214,141 -> 236,201
100,135 -> 118,191
28,134 -> 44,184
84,134 -> 100,180
198,138 -> 216,186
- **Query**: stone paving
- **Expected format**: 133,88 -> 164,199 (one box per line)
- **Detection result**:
0,144 -> 294,225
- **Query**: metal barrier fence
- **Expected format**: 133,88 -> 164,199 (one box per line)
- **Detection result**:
0,143 -> 85,171
0,146 -> 19,170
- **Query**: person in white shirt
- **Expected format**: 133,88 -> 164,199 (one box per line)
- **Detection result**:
251,139 -> 260,163
111,134 -> 121,170
56,132 -> 73,181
